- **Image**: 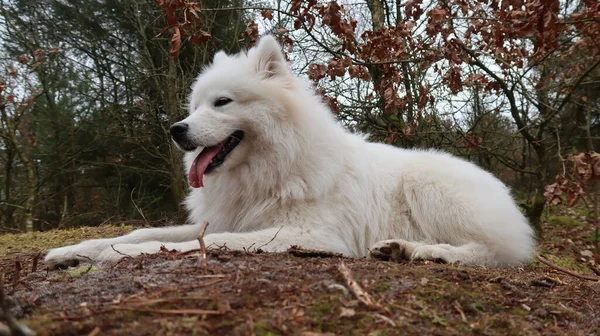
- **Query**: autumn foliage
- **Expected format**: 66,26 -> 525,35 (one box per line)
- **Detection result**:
154,0 -> 211,59
545,152 -> 600,207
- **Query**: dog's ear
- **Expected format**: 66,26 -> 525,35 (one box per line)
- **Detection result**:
252,35 -> 288,78
213,51 -> 228,64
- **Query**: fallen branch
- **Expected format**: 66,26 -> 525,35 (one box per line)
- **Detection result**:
113,307 -> 224,316
588,264 -> 600,276
337,261 -> 392,316
287,246 -> 343,259
197,221 -> 209,273
0,273 -> 36,336
537,254 -> 600,282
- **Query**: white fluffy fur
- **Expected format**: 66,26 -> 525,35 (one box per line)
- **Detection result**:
45,36 -> 534,267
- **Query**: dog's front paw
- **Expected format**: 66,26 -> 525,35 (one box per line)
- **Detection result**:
44,246 -> 81,269
45,245 -> 90,269
369,239 -> 420,262
45,239 -> 115,269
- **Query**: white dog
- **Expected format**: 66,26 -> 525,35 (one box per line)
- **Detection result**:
45,36 -> 534,268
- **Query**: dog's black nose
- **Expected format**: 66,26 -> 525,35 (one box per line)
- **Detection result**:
170,122 -> 188,141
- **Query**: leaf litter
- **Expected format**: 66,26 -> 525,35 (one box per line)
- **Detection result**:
0,218 -> 599,335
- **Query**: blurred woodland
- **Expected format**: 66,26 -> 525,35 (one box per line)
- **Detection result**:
0,0 -> 599,242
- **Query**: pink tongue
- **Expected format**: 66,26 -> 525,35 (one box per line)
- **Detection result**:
188,144 -> 225,188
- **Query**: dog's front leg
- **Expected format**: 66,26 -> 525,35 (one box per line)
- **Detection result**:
44,223 -> 207,268
99,226 -> 351,261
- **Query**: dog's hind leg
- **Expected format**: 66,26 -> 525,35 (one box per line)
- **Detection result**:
369,239 -> 501,266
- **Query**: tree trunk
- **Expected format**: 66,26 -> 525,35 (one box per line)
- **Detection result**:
2,146 -> 15,227
164,55 -> 186,204
17,151 -> 37,232
24,161 -> 36,232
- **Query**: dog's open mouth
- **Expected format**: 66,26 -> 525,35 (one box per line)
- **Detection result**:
188,130 -> 244,188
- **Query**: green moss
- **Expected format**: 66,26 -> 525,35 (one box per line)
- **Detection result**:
509,307 -> 529,317
309,301 -> 332,317
471,302 -> 484,312
547,216 -> 583,227
67,265 -> 99,278
374,283 -> 391,293
359,315 -> 374,324
485,316 -> 513,330
308,299 -> 340,331
21,315 -> 54,331
546,255 -> 588,273
113,310 -> 145,322
419,310 -> 447,327
0,225 -> 135,257
254,320 -> 281,336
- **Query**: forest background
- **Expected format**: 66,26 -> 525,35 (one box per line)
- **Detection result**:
0,0 -> 599,245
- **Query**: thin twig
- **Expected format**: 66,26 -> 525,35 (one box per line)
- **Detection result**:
12,260 -> 21,293
197,221 -> 210,273
452,300 -> 467,323
255,226 -> 283,251
0,273 -> 35,336
537,254 -> 600,282
113,307 -> 224,315
587,264 -> 600,276
75,255 -> 94,263
337,261 -> 392,316
110,245 -> 133,259
31,253 -> 41,273
87,327 -> 101,336
130,188 -> 148,225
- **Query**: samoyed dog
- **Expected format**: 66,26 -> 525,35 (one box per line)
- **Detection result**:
45,36 -> 534,267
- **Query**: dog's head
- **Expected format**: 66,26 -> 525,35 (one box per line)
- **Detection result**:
170,36 -> 301,188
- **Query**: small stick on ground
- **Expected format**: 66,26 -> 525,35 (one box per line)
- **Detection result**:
31,253 -> 41,273
588,264 -> 600,276
11,260 -> 21,293
87,327 -> 101,336
452,300 -> 467,323
337,261 -> 392,316
197,221 -> 209,273
537,254 -> 600,282
114,307 -> 224,316
110,245 -> 133,260
0,273 -> 35,336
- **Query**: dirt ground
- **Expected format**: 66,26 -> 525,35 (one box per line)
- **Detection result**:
1,211 -> 599,336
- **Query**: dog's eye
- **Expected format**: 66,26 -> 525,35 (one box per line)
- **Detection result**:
214,97 -> 233,107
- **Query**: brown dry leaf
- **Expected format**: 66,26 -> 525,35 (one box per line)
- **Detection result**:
543,182 -> 563,205
242,19 -> 259,44
339,307 -> 356,318
588,151 -> 600,179
261,9 -> 273,20
308,64 -> 327,82
18,55 -> 30,64
567,152 -> 592,182
170,27 -> 182,60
